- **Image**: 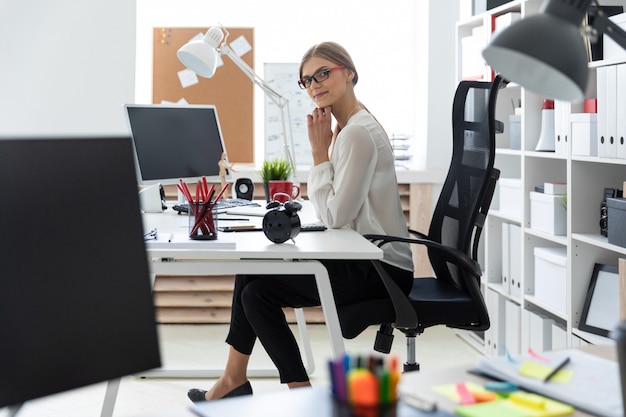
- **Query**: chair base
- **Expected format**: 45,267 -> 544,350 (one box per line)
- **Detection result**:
374,324 -> 395,354
403,362 -> 420,372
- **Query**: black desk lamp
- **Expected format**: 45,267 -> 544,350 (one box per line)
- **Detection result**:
482,0 -> 626,101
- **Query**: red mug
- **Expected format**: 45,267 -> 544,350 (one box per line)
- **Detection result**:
268,180 -> 300,203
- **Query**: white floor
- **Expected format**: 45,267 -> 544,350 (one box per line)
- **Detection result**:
0,323 -> 482,417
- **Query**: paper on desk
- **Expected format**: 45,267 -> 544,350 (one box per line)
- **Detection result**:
473,349 -> 623,417
145,233 -> 236,249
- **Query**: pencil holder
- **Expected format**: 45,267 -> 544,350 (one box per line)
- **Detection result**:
188,203 -> 217,240
328,354 -> 399,417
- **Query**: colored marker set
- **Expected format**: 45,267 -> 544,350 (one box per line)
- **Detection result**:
328,353 -> 400,407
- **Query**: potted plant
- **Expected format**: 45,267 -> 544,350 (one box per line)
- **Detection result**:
259,157 -> 294,202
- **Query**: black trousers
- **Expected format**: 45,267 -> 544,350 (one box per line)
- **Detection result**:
225,260 -> 413,383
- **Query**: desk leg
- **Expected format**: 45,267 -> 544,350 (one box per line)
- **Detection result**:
294,307 -> 315,376
140,259 -> 345,378
100,378 -> 120,417
305,260 -> 346,359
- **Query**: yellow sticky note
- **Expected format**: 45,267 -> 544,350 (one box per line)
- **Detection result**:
518,361 -> 573,383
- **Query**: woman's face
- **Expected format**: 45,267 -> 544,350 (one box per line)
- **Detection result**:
300,56 -> 350,108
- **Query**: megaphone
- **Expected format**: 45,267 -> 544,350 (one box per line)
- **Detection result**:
535,99 -> 555,152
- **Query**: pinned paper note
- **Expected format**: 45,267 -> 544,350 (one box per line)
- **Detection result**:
178,68 -> 199,88
229,35 -> 252,57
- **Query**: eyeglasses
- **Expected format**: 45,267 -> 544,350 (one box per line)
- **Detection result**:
298,66 -> 345,89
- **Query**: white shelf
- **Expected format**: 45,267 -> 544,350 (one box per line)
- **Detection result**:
524,228 -> 567,246
488,209 -> 521,224
524,294 -> 568,321
573,233 -> 626,255
456,0 -> 626,356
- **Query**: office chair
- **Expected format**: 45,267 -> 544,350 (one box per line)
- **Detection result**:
337,75 -> 507,372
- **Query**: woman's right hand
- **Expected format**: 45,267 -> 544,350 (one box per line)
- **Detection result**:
307,106 -> 333,165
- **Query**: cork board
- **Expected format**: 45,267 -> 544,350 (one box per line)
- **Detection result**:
153,27 -> 254,163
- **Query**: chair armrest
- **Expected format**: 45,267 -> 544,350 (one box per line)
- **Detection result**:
363,234 -> 482,278
369,260 -> 418,330
407,228 -> 428,239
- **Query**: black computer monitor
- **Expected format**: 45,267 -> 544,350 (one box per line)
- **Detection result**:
124,104 -> 230,186
0,136 -> 161,413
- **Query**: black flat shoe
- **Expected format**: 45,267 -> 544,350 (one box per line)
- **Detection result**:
187,381 -> 253,403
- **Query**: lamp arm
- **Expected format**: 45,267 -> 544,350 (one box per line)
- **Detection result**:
219,43 -> 298,184
589,7 -> 626,51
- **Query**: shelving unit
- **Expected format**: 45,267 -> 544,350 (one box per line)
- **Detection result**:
456,0 -> 626,355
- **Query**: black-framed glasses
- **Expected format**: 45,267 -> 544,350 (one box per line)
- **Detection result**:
298,66 -> 345,89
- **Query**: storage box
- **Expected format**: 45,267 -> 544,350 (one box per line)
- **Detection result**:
607,197 -> 626,248
530,191 -> 567,235
604,13 -> 626,61
571,113 -> 598,156
499,178 -> 522,218
534,246 -> 567,314
509,115 -> 521,150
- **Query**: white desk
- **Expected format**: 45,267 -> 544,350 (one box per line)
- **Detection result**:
140,202 -> 383,378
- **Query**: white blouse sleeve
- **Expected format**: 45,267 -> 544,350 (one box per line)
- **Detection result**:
307,124 -> 377,228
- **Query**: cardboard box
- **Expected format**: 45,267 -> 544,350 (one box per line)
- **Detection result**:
530,191 -> 567,235
534,246 -> 567,314
608,197 -> 626,248
499,178 -> 522,218
571,113 -> 598,156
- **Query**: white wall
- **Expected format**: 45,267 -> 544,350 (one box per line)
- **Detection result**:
0,0 -> 136,135
425,1 -> 459,170
0,0 -> 458,170
135,0 -> 432,167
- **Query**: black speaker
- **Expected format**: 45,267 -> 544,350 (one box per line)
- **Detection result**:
235,178 -> 254,200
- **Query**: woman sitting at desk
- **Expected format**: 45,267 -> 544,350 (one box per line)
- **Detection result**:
187,41 -> 414,402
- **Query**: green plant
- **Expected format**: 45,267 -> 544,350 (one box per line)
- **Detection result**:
259,157 -> 293,183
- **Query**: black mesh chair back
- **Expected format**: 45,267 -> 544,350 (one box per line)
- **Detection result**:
337,75 -> 506,372
424,75 -> 505,327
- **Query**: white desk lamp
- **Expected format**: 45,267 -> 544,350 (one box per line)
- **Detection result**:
177,27 -> 298,184
482,0 -> 626,101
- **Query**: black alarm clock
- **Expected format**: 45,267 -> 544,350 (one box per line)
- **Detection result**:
235,178 -> 254,200
262,195 -> 302,243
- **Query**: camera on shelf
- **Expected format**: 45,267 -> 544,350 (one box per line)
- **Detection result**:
600,187 -> 623,236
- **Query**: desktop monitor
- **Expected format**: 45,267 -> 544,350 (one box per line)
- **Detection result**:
124,104 -> 230,186
0,136 -> 161,413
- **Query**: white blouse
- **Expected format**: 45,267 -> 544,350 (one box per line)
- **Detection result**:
307,110 -> 414,272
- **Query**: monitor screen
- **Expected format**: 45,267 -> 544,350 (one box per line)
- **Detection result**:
124,104 -> 229,186
0,136 -> 161,410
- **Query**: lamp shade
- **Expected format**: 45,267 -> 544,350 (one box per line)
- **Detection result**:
177,27 -> 225,78
482,13 -> 589,101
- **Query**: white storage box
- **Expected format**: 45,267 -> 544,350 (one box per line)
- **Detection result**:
534,246 -> 567,314
499,178 -> 522,218
604,13 -> 626,61
571,113 -> 598,156
530,191 -> 567,235
509,115 -> 521,150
